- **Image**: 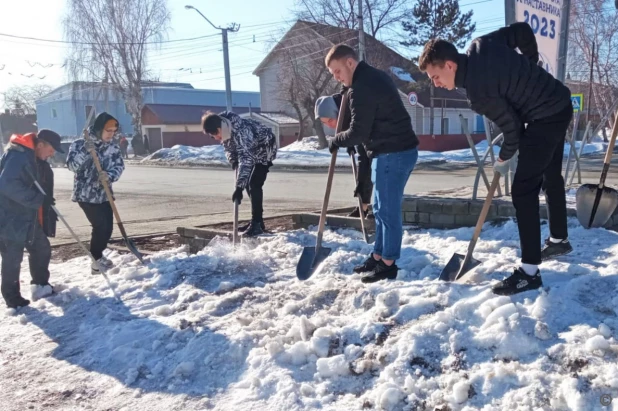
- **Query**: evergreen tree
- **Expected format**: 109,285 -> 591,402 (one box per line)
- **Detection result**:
400,0 -> 476,53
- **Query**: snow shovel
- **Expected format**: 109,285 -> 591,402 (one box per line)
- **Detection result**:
350,151 -> 370,243
576,110 -> 618,228
296,91 -> 349,281
83,131 -> 144,263
439,172 -> 501,282
27,170 -> 121,301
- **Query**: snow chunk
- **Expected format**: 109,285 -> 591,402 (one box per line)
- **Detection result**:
316,354 -> 349,378
453,381 -> 470,403
299,315 -> 316,341
599,323 -> 612,338
173,361 -> 196,378
30,284 -> 53,301
300,383 -> 315,397
585,335 -> 610,353
216,281 -> 235,293
154,305 -> 174,316
379,387 -> 404,410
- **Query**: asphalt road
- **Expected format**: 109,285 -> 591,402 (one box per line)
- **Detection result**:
49,156 -> 618,245
50,164 -> 476,245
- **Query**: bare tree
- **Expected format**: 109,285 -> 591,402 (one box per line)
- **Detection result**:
293,0 -> 410,43
63,0 -> 171,135
568,0 -> 618,128
2,84 -> 53,115
277,28 -> 341,146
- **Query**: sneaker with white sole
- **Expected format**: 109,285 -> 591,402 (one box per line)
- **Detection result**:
91,257 -> 113,275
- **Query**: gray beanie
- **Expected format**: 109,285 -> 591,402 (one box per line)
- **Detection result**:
315,96 -> 338,120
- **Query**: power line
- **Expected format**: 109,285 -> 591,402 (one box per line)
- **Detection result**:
0,32 -> 220,45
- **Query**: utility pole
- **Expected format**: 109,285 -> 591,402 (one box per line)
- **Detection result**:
185,5 -> 240,112
0,115 -> 5,155
357,0 -> 366,61
586,41 -> 595,125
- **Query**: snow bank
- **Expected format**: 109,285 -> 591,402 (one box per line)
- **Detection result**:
2,219 -> 618,410
140,135 -> 607,169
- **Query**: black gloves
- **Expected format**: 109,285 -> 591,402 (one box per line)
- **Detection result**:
327,138 -> 339,153
353,180 -> 364,199
231,161 -> 238,171
232,187 -> 243,204
347,146 -> 356,156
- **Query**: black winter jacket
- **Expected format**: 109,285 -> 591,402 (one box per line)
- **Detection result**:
455,22 -> 572,160
0,136 -> 46,244
333,61 -> 419,158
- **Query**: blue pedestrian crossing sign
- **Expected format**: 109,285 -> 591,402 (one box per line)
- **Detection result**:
571,94 -> 583,112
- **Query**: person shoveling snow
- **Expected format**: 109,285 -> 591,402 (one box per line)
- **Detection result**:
420,22 -> 574,295
201,111 -> 277,237
0,130 -> 64,308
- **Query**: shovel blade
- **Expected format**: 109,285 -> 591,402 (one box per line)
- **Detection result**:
296,246 -> 332,281
576,184 -> 618,228
439,253 -> 481,282
125,238 -> 145,263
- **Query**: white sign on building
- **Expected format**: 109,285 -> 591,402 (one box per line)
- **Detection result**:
506,0 -> 568,80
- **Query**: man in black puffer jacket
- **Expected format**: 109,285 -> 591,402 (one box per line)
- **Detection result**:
324,44 -> 420,283
418,22 -> 574,296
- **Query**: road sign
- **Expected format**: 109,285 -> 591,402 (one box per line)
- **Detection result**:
571,94 -> 583,112
407,92 -> 418,106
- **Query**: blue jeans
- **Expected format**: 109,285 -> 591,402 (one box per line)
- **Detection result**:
371,147 -> 418,261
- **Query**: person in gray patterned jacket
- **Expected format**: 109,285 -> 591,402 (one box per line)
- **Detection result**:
67,113 -> 125,274
201,111 -> 277,237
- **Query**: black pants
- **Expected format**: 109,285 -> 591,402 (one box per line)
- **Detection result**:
246,164 -> 270,222
0,225 -> 51,303
79,202 -> 114,260
357,153 -> 373,204
512,105 -> 573,265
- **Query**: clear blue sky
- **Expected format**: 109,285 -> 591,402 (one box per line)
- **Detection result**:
0,0 -> 505,105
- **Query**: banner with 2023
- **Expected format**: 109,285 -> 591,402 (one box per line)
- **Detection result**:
514,0 -> 563,77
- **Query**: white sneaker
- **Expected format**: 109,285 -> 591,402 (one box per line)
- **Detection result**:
91,257 -> 113,275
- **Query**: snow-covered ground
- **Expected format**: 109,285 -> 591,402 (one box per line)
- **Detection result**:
140,136 -> 607,169
2,218 -> 618,410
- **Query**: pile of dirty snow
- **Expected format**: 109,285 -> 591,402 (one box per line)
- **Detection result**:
2,218 -> 618,410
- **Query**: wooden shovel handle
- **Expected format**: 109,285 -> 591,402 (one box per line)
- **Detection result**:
467,172 -> 501,254
315,91 -> 349,249
599,110 -> 618,188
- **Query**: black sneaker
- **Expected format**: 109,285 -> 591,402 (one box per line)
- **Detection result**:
353,254 -> 379,273
241,221 -> 265,238
492,268 -> 543,296
541,238 -> 572,261
6,296 -> 31,309
237,221 -> 265,232
361,260 -> 398,283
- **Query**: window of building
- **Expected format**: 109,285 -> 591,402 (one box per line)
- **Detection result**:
460,118 -> 469,134
85,105 -> 95,120
51,108 -> 57,119
441,118 -> 450,134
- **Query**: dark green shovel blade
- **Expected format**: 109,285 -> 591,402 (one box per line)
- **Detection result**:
439,253 -> 481,282
125,237 -> 145,264
296,246 -> 332,281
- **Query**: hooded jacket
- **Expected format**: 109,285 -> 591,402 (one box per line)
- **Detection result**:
0,133 -> 51,243
219,111 -> 277,189
66,124 -> 125,204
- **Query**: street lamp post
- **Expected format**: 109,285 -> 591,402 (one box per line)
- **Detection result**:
185,5 -> 239,112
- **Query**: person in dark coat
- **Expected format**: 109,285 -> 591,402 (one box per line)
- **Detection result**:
315,94 -> 374,219
201,111 -> 278,237
119,135 -> 129,159
67,113 -> 125,274
0,130 -> 63,308
418,22 -> 573,296
143,134 -> 150,154
324,44 -> 420,283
